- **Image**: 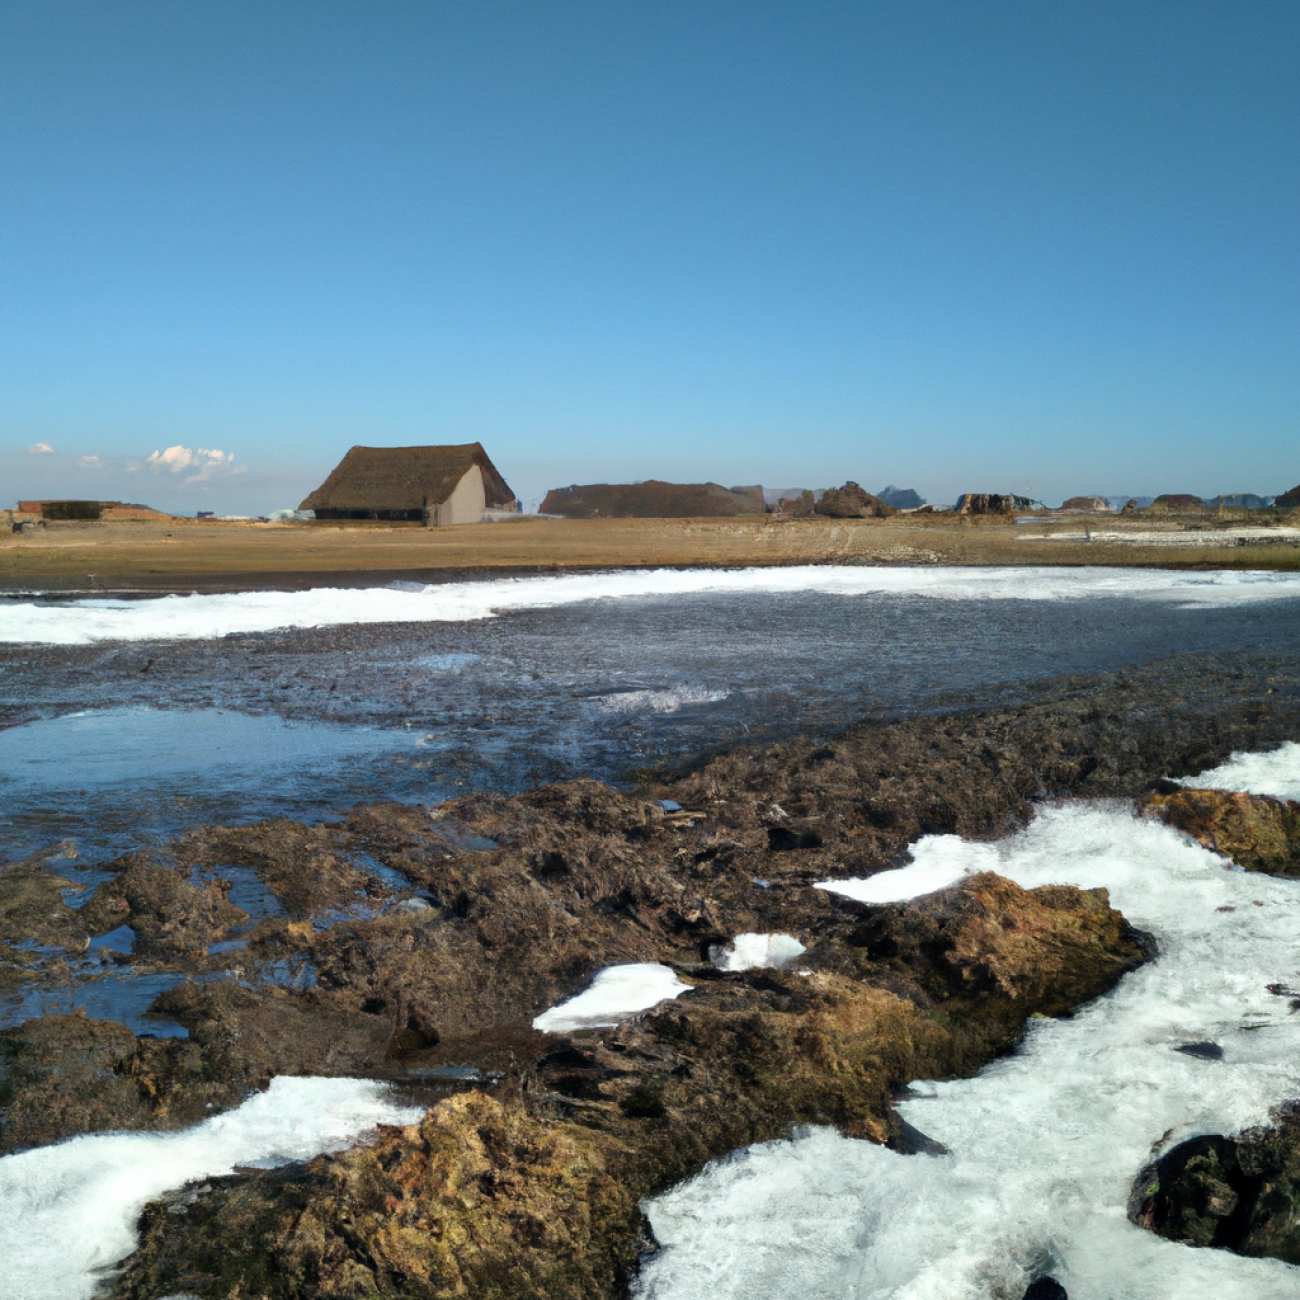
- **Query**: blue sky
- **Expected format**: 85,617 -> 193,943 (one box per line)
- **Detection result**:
2,1 -> 1297,513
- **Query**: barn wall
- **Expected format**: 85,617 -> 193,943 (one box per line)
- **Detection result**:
433,465 -> 486,526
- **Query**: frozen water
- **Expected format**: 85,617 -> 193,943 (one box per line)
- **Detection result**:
0,1076 -> 421,1300
7,565 -> 1300,644
533,963 -> 694,1032
636,746 -> 1300,1299
713,933 -> 807,971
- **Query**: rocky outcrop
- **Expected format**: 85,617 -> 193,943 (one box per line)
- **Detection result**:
954,493 -> 1039,515
111,873 -> 1147,1300
813,482 -> 895,518
1142,787 -> 1300,876
1127,494 -> 1205,513
1132,1106 -> 1300,1262
1278,484 -> 1300,510
1059,496 -> 1109,512
539,482 -> 765,518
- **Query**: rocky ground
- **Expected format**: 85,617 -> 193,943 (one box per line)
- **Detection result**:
5,649 -> 1300,1297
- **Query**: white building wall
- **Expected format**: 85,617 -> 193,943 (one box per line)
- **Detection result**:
432,464 -> 486,526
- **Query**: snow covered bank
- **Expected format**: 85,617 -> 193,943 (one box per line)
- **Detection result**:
7,565 -> 1300,644
638,746 -> 1300,1299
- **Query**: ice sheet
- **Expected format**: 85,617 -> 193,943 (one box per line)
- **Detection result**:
7,565 -> 1300,644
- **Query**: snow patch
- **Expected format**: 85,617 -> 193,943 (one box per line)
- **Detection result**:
713,933 -> 807,971
533,963 -> 693,1032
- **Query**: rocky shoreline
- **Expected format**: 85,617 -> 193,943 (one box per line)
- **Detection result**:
4,649 -> 1300,1296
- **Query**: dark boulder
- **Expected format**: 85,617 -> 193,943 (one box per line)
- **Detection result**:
1024,1279 -> 1068,1300
1132,1106 -> 1300,1262
1278,483 -> 1300,509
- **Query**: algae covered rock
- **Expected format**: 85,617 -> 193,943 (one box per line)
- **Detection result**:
109,872 -> 1148,1300
115,1090 -> 642,1300
1142,787 -> 1300,876
1133,1105 -> 1300,1262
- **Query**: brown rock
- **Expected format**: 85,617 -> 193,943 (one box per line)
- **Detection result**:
1142,788 -> 1300,876
110,873 -> 1148,1300
813,482 -> 895,518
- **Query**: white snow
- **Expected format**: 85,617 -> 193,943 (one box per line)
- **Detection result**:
635,743 -> 1300,1299
532,963 -> 693,1032
6,565 -> 1300,644
713,933 -> 807,971
0,1076 -> 422,1300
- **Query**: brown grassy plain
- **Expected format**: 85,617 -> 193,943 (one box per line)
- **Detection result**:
1,511 -> 1298,591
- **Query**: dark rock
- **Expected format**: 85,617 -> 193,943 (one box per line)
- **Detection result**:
888,1116 -> 949,1155
1175,1041 -> 1224,1060
1275,483 -> 1300,509
1024,1279 -> 1068,1300
1132,1105 -> 1300,1262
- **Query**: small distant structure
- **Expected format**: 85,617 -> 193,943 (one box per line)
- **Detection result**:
539,481 -> 765,518
300,444 -> 516,525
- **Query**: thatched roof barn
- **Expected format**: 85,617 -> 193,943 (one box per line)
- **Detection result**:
539,481 -> 765,519
300,444 -> 516,524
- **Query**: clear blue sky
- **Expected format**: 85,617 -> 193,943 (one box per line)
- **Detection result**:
2,1 -> 1297,513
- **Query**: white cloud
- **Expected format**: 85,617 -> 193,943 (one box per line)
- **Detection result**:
80,454 -> 102,468
28,442 -> 55,454
146,445 -> 239,483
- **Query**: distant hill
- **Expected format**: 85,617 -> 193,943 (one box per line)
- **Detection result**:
539,481 -> 766,518
1205,493 -> 1275,508
875,485 -> 926,509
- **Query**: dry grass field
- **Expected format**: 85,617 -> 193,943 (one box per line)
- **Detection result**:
2,512 -> 1298,591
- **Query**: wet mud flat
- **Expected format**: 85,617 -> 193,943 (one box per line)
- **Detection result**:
4,648 -> 1300,1298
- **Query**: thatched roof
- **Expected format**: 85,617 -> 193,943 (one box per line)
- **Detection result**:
300,444 -> 515,513
539,481 -> 765,519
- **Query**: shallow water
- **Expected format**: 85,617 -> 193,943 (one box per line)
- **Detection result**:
636,749 -> 1300,1300
5,567 -> 1300,862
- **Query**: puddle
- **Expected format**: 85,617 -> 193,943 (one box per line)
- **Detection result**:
0,972 -> 191,1038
